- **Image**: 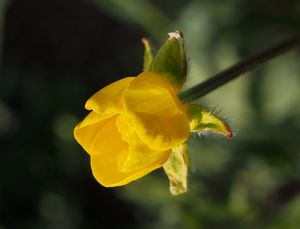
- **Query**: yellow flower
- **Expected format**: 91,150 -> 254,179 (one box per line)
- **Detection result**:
74,72 -> 190,187
74,31 -> 232,194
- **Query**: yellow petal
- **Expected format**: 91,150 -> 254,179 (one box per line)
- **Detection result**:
76,114 -> 169,187
89,115 -> 128,157
73,111 -> 116,154
116,114 -> 170,172
123,72 -> 190,151
91,151 -> 170,187
85,77 -> 134,114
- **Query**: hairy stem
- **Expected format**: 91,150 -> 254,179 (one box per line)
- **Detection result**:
179,36 -> 300,102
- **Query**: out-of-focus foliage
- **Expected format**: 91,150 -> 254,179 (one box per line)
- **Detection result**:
0,0 -> 300,228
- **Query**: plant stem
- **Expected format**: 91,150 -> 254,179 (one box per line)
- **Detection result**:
179,36 -> 300,102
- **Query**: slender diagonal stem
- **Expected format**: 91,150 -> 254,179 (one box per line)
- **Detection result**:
179,36 -> 300,102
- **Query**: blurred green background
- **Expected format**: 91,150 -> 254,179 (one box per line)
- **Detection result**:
1,0 -> 300,228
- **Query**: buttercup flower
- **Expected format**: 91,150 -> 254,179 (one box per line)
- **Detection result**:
74,31 -> 232,195
74,71 -> 190,186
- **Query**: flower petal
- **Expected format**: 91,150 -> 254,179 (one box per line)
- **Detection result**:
116,114 -> 170,172
123,72 -> 190,151
89,115 -> 128,157
77,114 -> 168,187
73,111 -> 116,154
85,77 -> 134,114
91,150 -> 170,187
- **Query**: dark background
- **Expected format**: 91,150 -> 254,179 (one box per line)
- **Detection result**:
1,0 -> 300,228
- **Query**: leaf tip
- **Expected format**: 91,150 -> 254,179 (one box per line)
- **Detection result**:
168,30 -> 184,41
225,124 -> 233,139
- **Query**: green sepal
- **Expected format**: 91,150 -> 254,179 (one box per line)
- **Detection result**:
142,38 -> 154,72
151,31 -> 187,89
163,144 -> 189,196
187,104 -> 233,139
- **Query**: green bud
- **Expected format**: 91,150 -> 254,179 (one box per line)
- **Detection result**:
163,144 -> 189,196
151,31 -> 187,89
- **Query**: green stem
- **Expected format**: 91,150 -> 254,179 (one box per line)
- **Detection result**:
179,36 -> 300,102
